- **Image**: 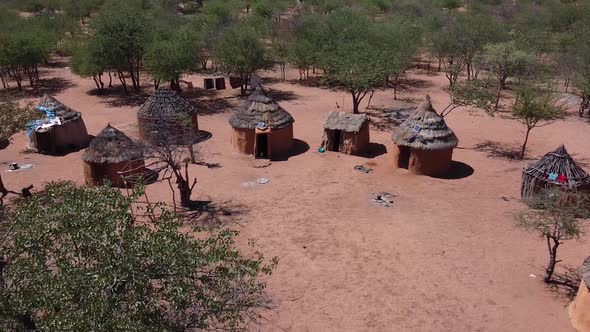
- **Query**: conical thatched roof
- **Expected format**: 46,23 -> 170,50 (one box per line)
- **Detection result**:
229,87 -> 294,129
324,111 -> 368,133
392,96 -> 458,150
83,125 -> 144,164
138,89 -> 195,118
523,145 -> 590,188
37,94 -> 82,123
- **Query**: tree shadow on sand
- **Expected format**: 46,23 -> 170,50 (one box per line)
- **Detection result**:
366,106 -> 415,132
266,88 -> 298,102
544,265 -> 581,302
0,77 -> 75,99
471,140 -> 526,161
395,77 -> 436,94
87,87 -> 151,108
434,161 -> 475,180
180,199 -> 250,229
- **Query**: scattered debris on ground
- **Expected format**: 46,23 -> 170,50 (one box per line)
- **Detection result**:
371,192 -> 396,207
251,159 -> 271,168
354,165 -> 373,174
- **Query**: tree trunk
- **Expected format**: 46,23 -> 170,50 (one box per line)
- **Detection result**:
118,71 -> 129,95
108,71 -> 113,87
520,127 -> 532,159
494,86 -> 502,112
544,236 -> 560,283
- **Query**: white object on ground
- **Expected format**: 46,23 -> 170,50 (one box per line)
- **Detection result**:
257,178 -> 269,184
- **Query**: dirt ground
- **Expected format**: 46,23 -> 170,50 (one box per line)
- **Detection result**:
2,58 -> 589,331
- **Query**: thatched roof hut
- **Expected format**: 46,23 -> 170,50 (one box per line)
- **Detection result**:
137,89 -> 199,144
391,96 -> 458,176
27,95 -> 89,155
83,125 -> 146,188
521,145 -> 590,200
321,111 -> 370,155
229,87 -> 295,159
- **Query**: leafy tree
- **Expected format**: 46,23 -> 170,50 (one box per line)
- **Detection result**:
0,182 -> 276,331
440,78 -> 497,117
515,188 -> 588,283
71,42 -> 110,92
0,96 -> 39,142
477,41 -> 536,110
214,24 -> 273,95
513,84 -> 562,159
430,26 -> 465,87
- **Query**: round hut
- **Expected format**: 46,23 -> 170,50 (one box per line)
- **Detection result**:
82,125 -> 146,188
28,94 -> 89,155
321,111 -> 370,155
137,89 -> 198,144
229,87 -> 295,159
521,145 -> 590,200
392,96 -> 458,176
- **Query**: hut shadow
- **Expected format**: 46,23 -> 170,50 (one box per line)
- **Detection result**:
543,265 -> 581,302
361,143 -> 388,159
0,139 -> 9,150
195,130 -> 213,143
272,139 -> 310,161
0,77 -> 75,99
181,199 -> 249,229
435,161 -> 474,180
472,140 -> 526,161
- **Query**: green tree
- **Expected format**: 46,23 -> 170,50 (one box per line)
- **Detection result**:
0,96 -> 38,141
515,188 -> 588,283
71,41 -> 109,92
214,24 -> 273,95
440,78 -> 497,117
513,84 -> 562,159
0,182 -> 276,331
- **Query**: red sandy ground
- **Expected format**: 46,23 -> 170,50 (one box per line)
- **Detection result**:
2,58 -> 589,331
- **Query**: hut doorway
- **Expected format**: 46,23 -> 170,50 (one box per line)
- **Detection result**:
255,133 -> 269,159
330,130 -> 342,152
397,146 -> 410,169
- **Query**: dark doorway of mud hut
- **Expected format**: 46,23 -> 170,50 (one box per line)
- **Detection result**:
398,146 -> 410,169
330,130 -> 342,152
256,133 -> 269,159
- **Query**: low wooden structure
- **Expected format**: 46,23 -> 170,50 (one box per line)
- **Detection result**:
137,89 -> 198,145
82,125 -> 146,188
28,95 -> 89,155
521,145 -> 590,200
392,96 -> 458,176
569,256 -> 590,331
321,111 -> 370,155
229,87 -> 294,160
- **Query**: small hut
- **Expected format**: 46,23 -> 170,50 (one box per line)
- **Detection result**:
521,145 -> 590,200
321,111 -> 370,155
82,125 -> 146,188
137,89 -> 198,144
229,87 -> 295,159
28,95 -> 89,155
569,256 -> 590,331
392,96 -> 458,176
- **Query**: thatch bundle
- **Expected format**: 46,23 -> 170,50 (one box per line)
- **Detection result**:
229,87 -> 294,130
324,111 -> 367,133
521,145 -> 590,199
392,96 -> 458,150
83,125 -> 146,188
28,95 -> 89,154
137,89 -> 198,144
83,125 -> 143,164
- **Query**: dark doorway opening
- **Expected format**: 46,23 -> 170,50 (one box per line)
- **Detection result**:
398,146 -> 410,169
255,134 -> 269,159
331,130 -> 342,152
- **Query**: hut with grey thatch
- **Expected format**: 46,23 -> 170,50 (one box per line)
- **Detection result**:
229,87 -> 294,159
27,94 -> 89,155
392,96 -> 458,176
321,111 -> 370,155
83,125 -> 146,188
521,145 -> 590,200
137,89 -> 198,144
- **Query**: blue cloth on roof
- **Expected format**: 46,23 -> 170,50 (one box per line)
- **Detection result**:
35,105 -> 56,119
548,173 -> 558,181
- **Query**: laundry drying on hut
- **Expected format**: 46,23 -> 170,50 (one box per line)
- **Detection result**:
27,94 -> 89,155
137,89 -> 199,144
321,111 -> 370,155
229,87 -> 295,160
392,96 -> 458,176
83,125 -> 147,188
521,145 -> 590,200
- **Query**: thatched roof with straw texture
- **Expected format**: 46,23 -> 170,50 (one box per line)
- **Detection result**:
229,87 -> 294,129
83,125 -> 144,164
138,89 -> 195,118
324,111 -> 368,133
38,94 -> 82,123
392,96 -> 458,150
522,145 -> 590,188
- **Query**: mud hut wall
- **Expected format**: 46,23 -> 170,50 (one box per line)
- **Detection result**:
392,144 -> 410,169
569,279 -> 590,331
269,125 -> 294,158
351,121 -> 370,155
231,128 -> 255,154
31,117 -> 89,154
321,129 -> 334,151
408,148 -> 453,176
84,159 -> 146,188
